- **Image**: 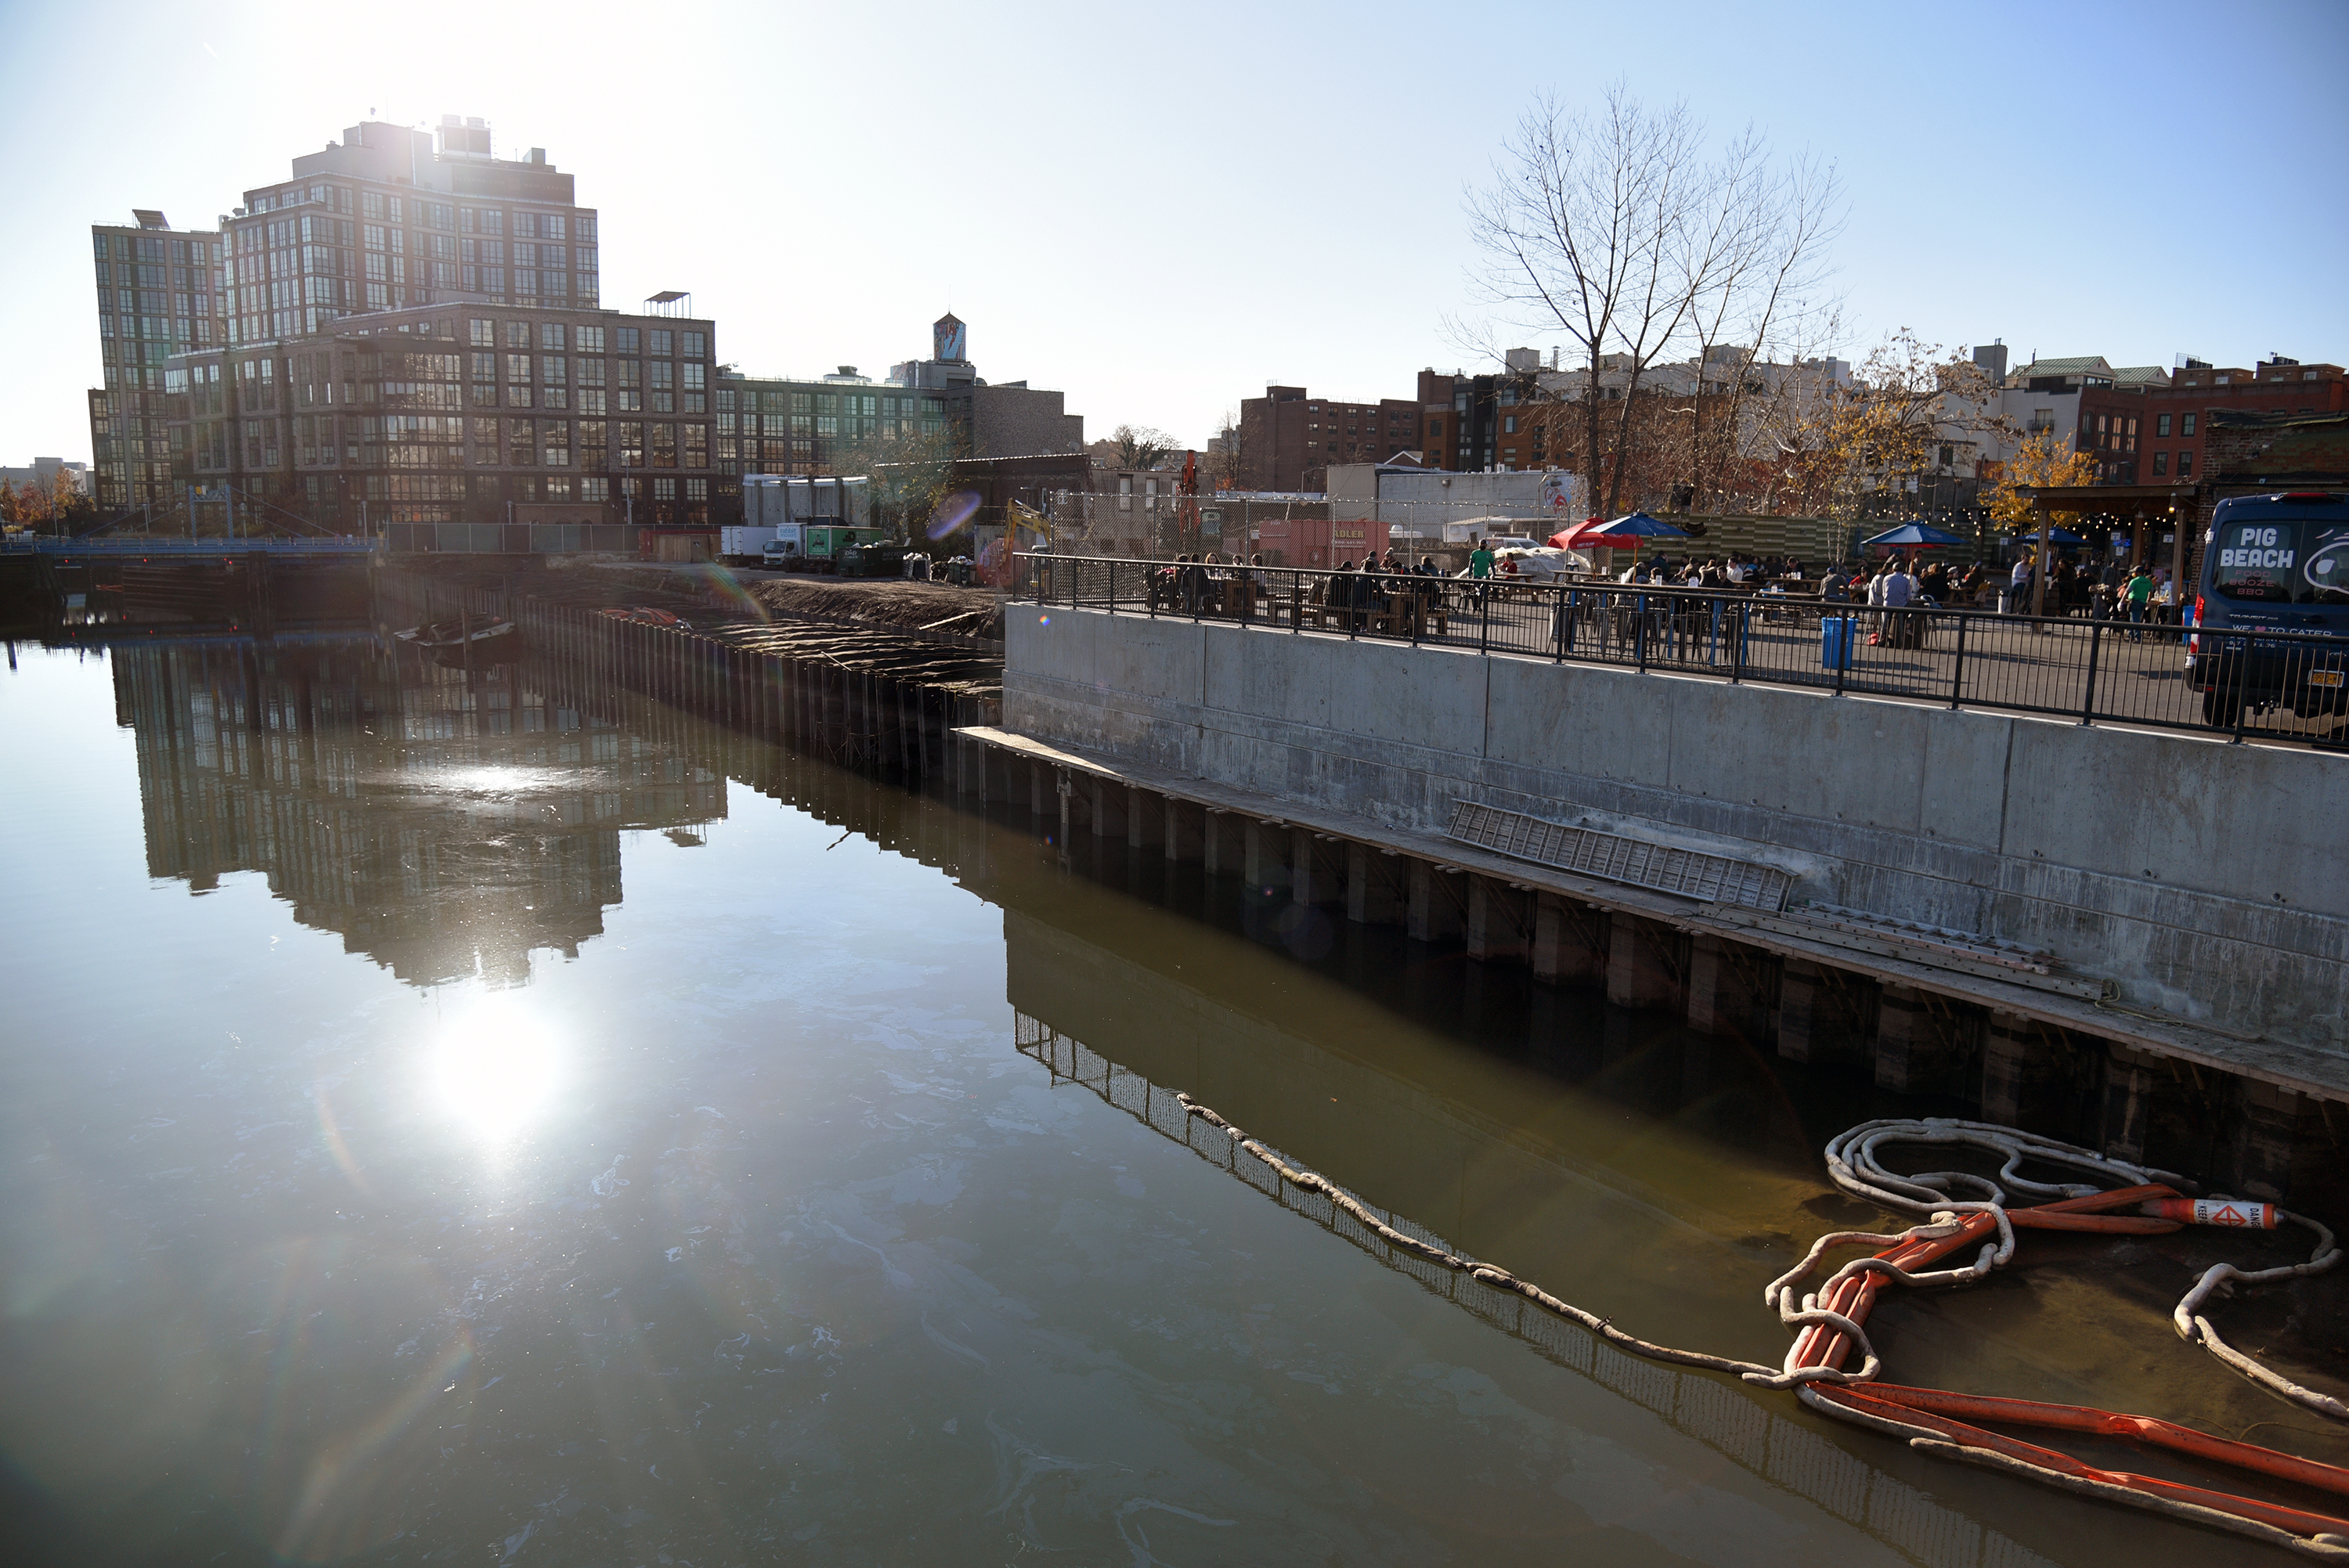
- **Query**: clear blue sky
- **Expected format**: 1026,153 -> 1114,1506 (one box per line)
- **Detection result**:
5,0 -> 2344,463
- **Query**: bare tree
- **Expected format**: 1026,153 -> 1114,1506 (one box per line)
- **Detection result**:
1464,84 -> 1839,518
1678,152 -> 1843,512
1209,407 -> 1247,492
1111,424 -> 1182,471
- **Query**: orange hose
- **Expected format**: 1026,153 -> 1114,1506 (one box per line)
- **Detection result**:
1852,1383 -> 2349,1498
1793,1187 -> 2183,1375
1817,1386 -> 2349,1540
2006,1210 -> 2183,1234
1792,1183 -> 2349,1544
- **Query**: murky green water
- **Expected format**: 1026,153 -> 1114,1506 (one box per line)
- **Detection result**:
1,635 -> 2337,1566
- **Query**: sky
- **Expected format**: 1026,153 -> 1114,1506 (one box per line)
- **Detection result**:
5,0 -> 2347,463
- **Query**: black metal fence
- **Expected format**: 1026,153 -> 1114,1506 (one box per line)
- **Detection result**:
1011,554 -> 2349,744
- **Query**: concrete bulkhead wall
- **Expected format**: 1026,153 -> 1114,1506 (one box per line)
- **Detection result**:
1001,606 -> 2349,1051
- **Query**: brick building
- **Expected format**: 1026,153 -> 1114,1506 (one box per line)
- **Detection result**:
2141,357 -> 2347,485
1238,384 -> 1423,491
2174,409 -> 2349,589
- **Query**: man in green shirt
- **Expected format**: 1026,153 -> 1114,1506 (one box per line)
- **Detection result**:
2123,564 -> 2156,639
1468,539 -> 1495,610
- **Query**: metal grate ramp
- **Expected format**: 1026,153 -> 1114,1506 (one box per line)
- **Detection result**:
1446,800 -> 1792,911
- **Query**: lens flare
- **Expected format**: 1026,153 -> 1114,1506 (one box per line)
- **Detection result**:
698,564 -> 771,622
926,490 -> 981,541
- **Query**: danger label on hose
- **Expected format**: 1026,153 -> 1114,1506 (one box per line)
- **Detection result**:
2143,1196 -> 2279,1229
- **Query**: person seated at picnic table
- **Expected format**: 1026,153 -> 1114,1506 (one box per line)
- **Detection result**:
1355,557 -> 1383,625
1876,560 -> 1919,645
1180,553 -> 1212,614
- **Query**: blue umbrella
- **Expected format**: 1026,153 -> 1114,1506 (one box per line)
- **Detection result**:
1586,511 -> 1690,539
1861,522 -> 1969,549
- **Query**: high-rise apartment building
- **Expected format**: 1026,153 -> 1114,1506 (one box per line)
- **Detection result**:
220,117 -> 599,345
164,297 -> 720,546
143,119 -> 720,547
88,210 -> 228,511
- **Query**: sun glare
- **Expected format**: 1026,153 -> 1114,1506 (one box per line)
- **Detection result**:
425,993 -> 563,1144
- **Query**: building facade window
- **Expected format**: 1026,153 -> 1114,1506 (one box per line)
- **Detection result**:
2152,451 -> 2168,476
2182,413 -> 2197,436
2178,451 -> 2193,476
2156,413 -> 2170,437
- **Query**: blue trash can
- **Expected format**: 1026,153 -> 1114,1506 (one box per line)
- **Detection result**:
1820,615 -> 1857,670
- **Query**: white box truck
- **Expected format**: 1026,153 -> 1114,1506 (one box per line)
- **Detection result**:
720,475 -> 789,565
723,476 -> 873,567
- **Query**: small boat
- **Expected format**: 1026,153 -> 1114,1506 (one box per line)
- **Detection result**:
395,618 -> 517,648
395,618 -> 521,662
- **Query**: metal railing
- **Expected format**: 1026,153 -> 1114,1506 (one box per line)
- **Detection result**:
1010,553 -> 2349,744
0,535 -> 377,555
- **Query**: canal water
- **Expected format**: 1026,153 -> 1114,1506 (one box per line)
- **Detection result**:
2,634 -> 2339,1567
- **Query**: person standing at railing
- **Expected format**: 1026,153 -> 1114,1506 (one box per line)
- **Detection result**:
2123,563 -> 2156,640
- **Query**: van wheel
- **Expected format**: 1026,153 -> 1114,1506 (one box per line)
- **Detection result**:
2202,688 -> 2242,729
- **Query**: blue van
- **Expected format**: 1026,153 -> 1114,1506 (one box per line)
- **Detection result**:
2189,491 -> 2349,727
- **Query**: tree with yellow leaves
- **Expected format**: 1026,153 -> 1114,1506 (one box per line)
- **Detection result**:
1983,431 -> 2097,533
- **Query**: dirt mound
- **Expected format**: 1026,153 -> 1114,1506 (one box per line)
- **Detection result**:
748,577 -> 1001,642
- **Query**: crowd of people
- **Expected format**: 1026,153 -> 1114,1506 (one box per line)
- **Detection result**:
1117,538 -> 2181,646
1610,550 -> 2178,635
1605,552 -> 1808,587
1147,550 -> 1454,625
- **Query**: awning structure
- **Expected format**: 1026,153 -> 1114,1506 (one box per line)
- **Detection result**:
2012,485 -> 2192,516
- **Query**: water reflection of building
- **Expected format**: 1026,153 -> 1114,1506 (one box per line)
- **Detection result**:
113,637 -> 723,986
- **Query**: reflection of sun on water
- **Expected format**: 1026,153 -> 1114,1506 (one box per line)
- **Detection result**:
434,763 -> 534,796
427,993 -> 562,1144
